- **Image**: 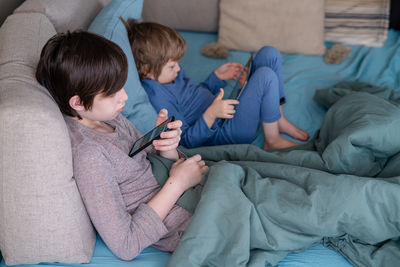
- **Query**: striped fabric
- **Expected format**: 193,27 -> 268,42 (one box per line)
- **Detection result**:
325,0 -> 390,47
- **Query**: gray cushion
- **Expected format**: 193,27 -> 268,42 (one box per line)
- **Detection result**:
141,0 -> 219,32
0,13 -> 54,67
14,0 -> 112,32
0,12 -> 95,265
0,0 -> 24,26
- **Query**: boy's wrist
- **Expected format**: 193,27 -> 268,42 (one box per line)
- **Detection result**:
203,109 -> 216,128
165,175 -> 187,195
213,71 -> 221,80
159,149 -> 179,160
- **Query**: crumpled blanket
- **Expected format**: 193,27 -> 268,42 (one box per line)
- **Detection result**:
150,82 -> 400,267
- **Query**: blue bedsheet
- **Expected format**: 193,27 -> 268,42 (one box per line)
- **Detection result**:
179,29 -> 400,147
3,30 -> 399,267
1,235 -> 351,267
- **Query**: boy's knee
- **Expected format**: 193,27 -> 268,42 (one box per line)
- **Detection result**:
258,46 -> 280,58
253,67 -> 278,83
250,67 -> 279,95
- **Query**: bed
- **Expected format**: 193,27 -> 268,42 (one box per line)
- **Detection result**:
1,0 -> 399,266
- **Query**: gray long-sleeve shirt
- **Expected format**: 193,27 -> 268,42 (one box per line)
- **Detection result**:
64,114 -> 191,260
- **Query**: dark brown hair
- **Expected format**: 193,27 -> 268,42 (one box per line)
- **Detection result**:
121,18 -> 186,80
36,31 -> 128,119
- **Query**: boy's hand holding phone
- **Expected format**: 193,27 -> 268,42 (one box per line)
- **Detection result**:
203,88 -> 239,128
129,109 -> 181,158
214,62 -> 243,81
153,109 -> 182,159
239,66 -> 249,88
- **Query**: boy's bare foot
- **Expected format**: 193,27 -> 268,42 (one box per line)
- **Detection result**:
263,136 -> 300,150
262,120 -> 301,150
278,116 -> 309,141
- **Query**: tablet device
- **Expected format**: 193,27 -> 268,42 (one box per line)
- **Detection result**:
229,54 -> 253,100
129,116 -> 175,157
222,54 -> 253,126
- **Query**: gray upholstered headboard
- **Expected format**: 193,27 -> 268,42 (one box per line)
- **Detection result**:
0,0 -> 24,26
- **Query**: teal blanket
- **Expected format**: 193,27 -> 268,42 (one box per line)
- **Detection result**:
152,82 -> 400,267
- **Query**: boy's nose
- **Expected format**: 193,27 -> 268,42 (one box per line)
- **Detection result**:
119,88 -> 128,101
176,64 -> 181,72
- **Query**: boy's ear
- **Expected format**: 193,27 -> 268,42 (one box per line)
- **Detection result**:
141,64 -> 153,79
69,95 -> 85,111
140,64 -> 148,73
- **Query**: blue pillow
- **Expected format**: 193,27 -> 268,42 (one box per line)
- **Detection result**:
88,0 -> 157,133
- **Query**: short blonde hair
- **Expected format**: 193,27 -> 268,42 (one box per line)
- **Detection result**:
121,18 -> 186,80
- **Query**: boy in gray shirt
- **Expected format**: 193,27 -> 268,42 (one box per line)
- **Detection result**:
36,31 -> 208,260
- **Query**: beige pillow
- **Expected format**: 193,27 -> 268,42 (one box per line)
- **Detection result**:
218,0 -> 326,55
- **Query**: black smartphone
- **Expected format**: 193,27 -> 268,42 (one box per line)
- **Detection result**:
221,54 -> 253,127
129,116 -> 175,157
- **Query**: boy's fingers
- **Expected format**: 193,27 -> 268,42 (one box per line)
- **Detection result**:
156,134 -> 180,145
186,154 -> 202,162
161,128 -> 181,139
156,144 -> 179,151
201,165 -> 209,173
166,121 -> 182,131
226,105 -> 235,111
222,114 -> 233,119
216,88 -> 224,100
154,134 -> 180,148
155,109 -> 168,126
154,138 -> 173,147
225,100 -> 239,105
159,108 -> 168,115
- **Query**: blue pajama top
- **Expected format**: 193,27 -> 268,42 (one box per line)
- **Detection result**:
141,68 -> 226,148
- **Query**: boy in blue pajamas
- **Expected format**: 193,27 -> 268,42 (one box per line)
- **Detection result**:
123,19 -> 309,149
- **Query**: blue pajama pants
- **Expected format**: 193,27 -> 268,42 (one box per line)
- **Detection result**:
212,46 -> 285,145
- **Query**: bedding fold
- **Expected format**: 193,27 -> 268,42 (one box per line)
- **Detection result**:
149,81 -> 400,267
